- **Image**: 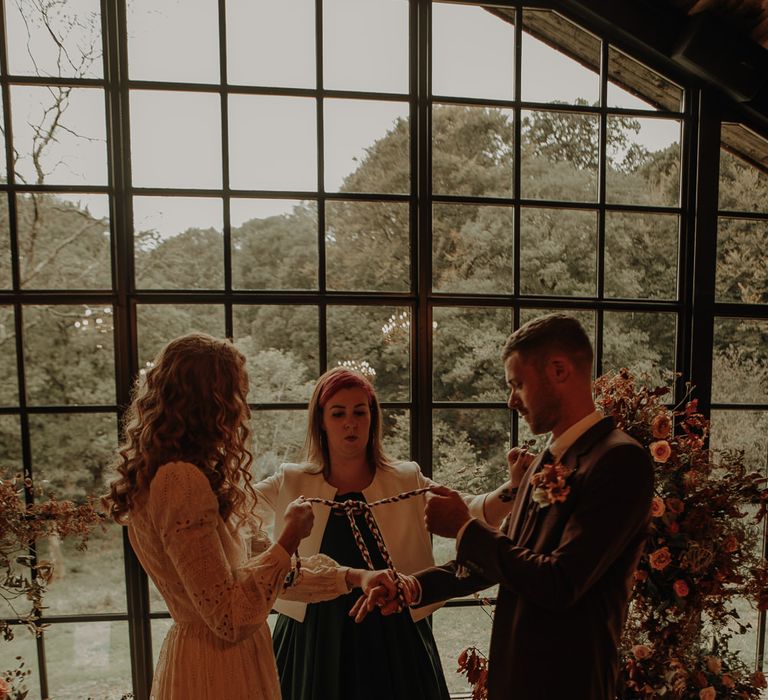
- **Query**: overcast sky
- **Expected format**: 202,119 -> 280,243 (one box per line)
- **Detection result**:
5,0 -> 681,237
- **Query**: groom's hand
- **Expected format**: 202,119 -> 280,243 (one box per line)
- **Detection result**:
425,485 -> 472,539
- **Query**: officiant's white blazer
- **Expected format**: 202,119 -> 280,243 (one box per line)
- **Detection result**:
253,460 -> 486,622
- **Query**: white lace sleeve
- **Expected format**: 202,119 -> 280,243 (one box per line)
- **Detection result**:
150,462 -> 292,643
250,530 -> 349,603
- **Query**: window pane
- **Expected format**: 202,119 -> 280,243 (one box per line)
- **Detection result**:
0,306 -> 18,405
12,86 -> 107,186
228,95 -> 316,191
324,99 -> 409,194
710,410 -> 768,474
521,110 -> 598,202
716,217 -> 768,304
608,47 -> 683,111
0,192 -> 9,289
604,211 -> 678,300
432,406 -> 510,565
520,207 -> 597,296
606,116 -> 681,207
719,127 -> 768,214
433,307 -> 511,402
233,305 -> 319,403
23,305 -> 115,405
602,311 -> 676,386
130,91 -> 222,189
17,193 -> 111,289
227,0 -> 314,88
136,304 -> 225,369
251,409 -> 307,481
433,605 -> 493,695
127,0 -> 219,83
231,199 -> 318,290
719,148 -> 768,214
327,305 -> 410,401
712,318 -> 768,404
133,196 -> 223,290
6,0 -> 102,78
432,3 -> 514,101
521,11 -> 599,106
0,630 -> 38,697
151,618 -> 174,666
433,203 -> 513,294
326,200 -> 409,291
382,408 -> 409,462
324,0 -> 408,94
432,105 -> 514,198
0,414 -> 22,474
28,412 -> 122,615
44,621 -> 131,700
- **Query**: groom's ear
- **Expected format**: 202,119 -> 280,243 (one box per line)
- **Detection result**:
547,355 -> 572,384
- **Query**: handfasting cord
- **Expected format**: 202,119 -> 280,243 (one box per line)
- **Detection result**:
286,486 -> 434,612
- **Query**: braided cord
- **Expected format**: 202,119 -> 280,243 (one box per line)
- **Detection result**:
287,486 -> 433,611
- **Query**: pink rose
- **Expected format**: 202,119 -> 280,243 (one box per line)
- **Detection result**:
650,496 -> 665,518
632,644 -> 652,660
673,579 -> 689,597
699,687 -> 716,700
652,413 -> 672,439
650,440 -> 672,463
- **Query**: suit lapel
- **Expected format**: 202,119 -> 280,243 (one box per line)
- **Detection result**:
513,417 -> 616,546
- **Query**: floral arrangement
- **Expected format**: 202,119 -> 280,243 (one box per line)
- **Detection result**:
530,459 -> 574,507
458,369 -> 768,699
1,473 -> 104,700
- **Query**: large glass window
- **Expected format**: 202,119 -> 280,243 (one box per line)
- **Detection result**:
2,2 -> 767,698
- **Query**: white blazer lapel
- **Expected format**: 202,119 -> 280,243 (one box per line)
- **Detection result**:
297,475 -> 337,557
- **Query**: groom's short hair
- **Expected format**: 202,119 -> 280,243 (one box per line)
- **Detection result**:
502,313 -> 593,372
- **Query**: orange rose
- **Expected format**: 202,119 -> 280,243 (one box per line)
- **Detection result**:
722,535 -> 739,553
632,644 -> 652,660
673,579 -> 689,597
649,546 -> 672,571
721,674 -> 735,689
699,687 -> 716,700
650,440 -> 672,463
650,496 -> 665,518
651,413 -> 672,438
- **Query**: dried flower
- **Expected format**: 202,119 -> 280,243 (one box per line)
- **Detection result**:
721,674 -> 735,689
673,579 -> 690,597
705,656 -> 722,674
699,687 -> 716,700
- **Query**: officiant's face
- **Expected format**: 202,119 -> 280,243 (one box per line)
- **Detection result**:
505,351 -> 560,435
321,387 -> 373,459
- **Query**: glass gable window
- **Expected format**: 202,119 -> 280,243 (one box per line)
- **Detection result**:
1,2 -> 767,698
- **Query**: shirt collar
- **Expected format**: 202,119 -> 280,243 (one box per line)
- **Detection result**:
547,409 -> 603,463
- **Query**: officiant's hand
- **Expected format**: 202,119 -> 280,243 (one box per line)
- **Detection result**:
425,485 -> 472,539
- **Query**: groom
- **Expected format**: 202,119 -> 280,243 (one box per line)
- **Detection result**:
360,313 -> 654,699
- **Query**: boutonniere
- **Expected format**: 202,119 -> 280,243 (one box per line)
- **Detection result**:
530,460 -> 574,508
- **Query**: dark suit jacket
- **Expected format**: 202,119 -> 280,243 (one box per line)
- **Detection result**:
417,417 -> 653,700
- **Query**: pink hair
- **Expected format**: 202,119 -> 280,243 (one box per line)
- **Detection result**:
317,368 -> 376,409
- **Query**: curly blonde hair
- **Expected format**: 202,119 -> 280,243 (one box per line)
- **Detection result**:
106,333 -> 257,526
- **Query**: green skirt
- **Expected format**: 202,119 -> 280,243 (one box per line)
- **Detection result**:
273,492 -> 449,700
